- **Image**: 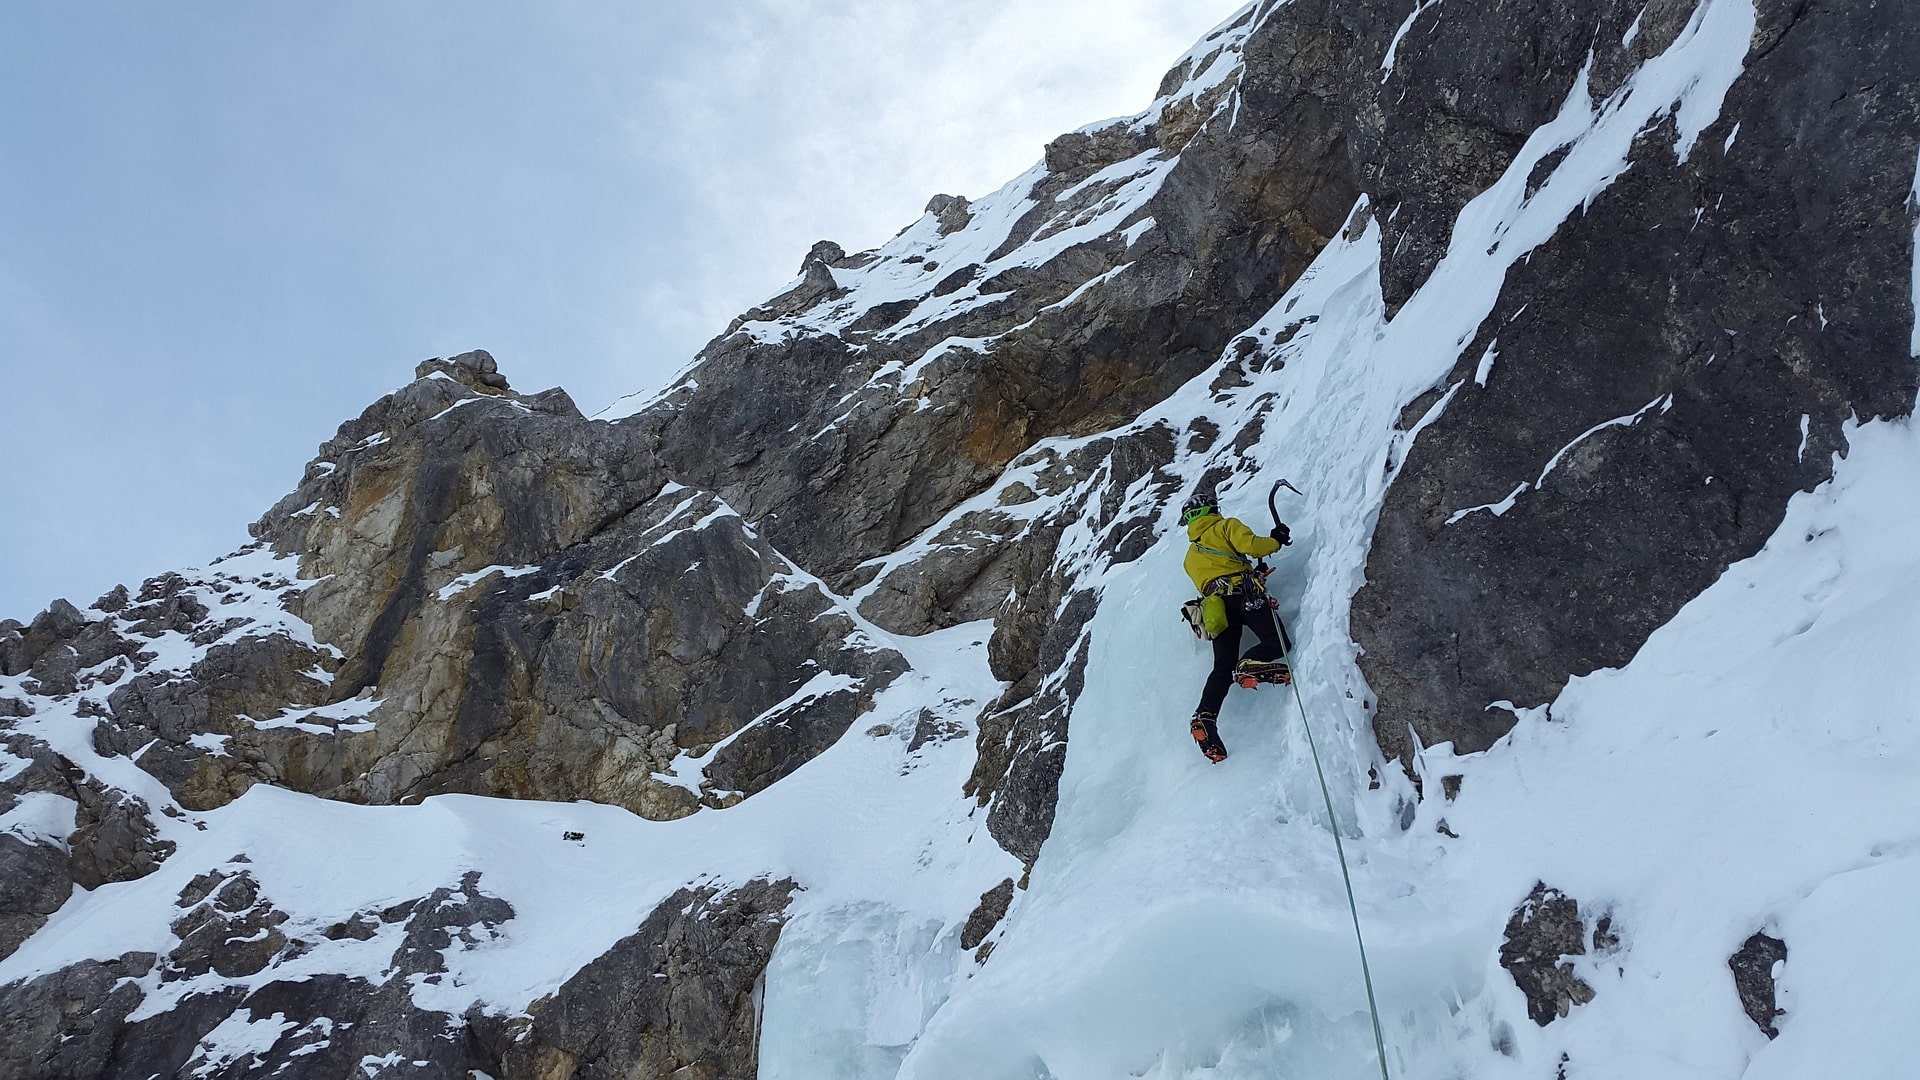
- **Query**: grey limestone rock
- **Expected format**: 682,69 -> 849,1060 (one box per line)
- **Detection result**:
925,194 -> 973,236
502,878 -> 797,1080
91,585 -> 130,614
0,835 -> 70,960
1350,0 -> 1920,764
960,878 -> 1016,953
856,502 -> 1041,636
59,357 -> 913,824
4,598 -> 141,697
964,423 -> 1181,867
1043,122 -> 1152,181
631,4 -> 1354,600
66,783 -> 173,890
0,734 -> 171,961
803,239 -> 847,268
1499,883 -> 1598,1026
416,348 -> 513,393
0,742 -> 73,960
730,255 -> 846,330
1729,931 -> 1789,1038
0,953 -> 156,1080
101,630 -> 337,809
0,624 -> 23,678
168,868 -> 293,980
389,870 -> 517,980
0,869 -> 521,1080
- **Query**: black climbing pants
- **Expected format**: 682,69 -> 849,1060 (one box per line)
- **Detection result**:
1197,596 -> 1291,718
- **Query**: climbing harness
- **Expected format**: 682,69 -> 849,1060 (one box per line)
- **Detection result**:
1267,477 -> 1392,1080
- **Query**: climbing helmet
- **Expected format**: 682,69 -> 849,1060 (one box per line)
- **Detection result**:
1180,488 -> 1217,525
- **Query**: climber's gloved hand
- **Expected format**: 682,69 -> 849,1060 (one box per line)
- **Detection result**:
1271,522 -> 1291,546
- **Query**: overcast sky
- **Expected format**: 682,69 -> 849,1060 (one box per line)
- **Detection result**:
0,0 -> 1241,620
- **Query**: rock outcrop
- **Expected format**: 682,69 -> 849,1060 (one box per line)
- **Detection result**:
1729,930 -> 1789,1038
0,870 -> 791,1080
9,351 -> 907,824
626,3 -> 1353,601
1499,883 -> 1606,1027
499,879 -> 796,1080
0,732 -> 175,962
960,878 -> 1017,960
0,867 -> 516,1080
1351,0 -> 1920,761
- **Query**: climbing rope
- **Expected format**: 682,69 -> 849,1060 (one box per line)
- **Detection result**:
1280,637 -> 1392,1080
1258,476 -> 1389,1077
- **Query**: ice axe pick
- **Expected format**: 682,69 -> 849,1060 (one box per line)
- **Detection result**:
1267,479 -> 1303,530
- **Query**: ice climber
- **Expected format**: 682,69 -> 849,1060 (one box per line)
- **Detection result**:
1181,485 -> 1292,763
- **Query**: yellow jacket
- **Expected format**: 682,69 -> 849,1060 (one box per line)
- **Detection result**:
1183,512 -> 1280,593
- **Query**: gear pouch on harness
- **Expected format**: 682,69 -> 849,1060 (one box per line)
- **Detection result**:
1179,594 -> 1229,640
1179,596 -> 1229,640
1202,594 -> 1229,636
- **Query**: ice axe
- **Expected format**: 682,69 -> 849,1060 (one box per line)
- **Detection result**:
1256,478 -> 1302,645
1267,479 -> 1303,532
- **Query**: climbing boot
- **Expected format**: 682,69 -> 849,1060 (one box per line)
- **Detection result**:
1190,712 -> 1228,763
1234,658 -> 1292,689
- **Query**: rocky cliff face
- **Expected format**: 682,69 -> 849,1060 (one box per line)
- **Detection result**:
2,0 -> 1915,1075
1351,0 -> 1920,762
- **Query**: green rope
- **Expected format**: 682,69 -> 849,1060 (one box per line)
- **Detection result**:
1280,639 -> 1392,1080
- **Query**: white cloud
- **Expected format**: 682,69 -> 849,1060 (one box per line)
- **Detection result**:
609,0 -> 1243,386
0,0 -> 1245,619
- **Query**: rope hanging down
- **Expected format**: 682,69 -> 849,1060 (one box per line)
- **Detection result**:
1281,645 -> 1391,1080
1268,479 -> 1391,1080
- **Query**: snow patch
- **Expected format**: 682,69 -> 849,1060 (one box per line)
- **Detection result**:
1472,340 -> 1497,386
435,565 -> 540,602
1910,146 -> 1920,358
1445,393 -> 1670,525
1445,483 -> 1529,525
1382,0 -> 1445,82
0,791 -> 78,850
597,554 -> 641,583
188,732 -> 233,757
428,396 -> 481,422
248,696 -> 379,735
1536,393 -> 1671,484
187,1010 -> 297,1078
1668,0 -> 1756,163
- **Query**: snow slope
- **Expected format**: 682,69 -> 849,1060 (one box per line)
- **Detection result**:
0,617 -> 1022,1075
